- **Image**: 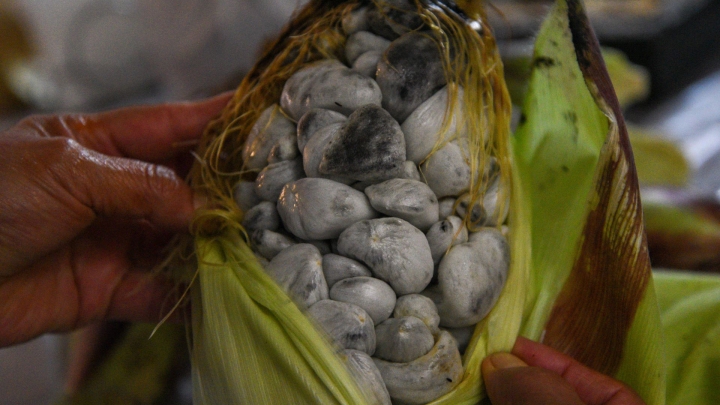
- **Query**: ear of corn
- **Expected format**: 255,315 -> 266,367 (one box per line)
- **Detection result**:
179,0 -> 666,404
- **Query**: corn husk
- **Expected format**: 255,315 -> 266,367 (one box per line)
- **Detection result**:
502,1 -> 664,403
177,0 -> 665,404
654,270 -> 720,405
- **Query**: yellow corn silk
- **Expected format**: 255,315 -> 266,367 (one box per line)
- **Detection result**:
181,0 -> 665,404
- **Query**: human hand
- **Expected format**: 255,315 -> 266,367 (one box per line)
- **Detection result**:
0,93 -> 230,347
482,337 -> 646,405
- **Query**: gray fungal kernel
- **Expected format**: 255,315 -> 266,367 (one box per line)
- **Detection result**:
420,141 -> 471,198
352,50 -> 383,78
297,108 -> 347,152
267,130 -> 299,164
337,217 -> 433,295
346,31 -> 391,65
308,299 -> 376,355
233,180 -> 262,212
438,197 -> 457,220
372,331 -> 463,404
330,276 -> 396,325
364,179 -> 439,231
342,350 -> 391,405
374,316 -> 435,363
319,104 -> 406,183
277,178 -> 378,241
402,86 -> 467,163
251,229 -> 296,260
456,193 -> 487,226
376,32 -> 446,122
402,161 -> 422,181
341,6 -> 369,36
426,216 -> 468,265
254,158 -> 305,202
433,228 -> 510,328
265,244 -> 328,309
241,201 -> 280,233
243,104 -> 296,171
322,253 -> 373,288
393,294 -> 441,334
303,122 -> 353,183
280,59 -> 382,120
481,176 -> 509,227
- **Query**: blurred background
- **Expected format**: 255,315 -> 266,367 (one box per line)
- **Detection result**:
1,0 -> 720,404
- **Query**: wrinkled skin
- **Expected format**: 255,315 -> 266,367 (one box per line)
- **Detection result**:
483,337 -> 646,405
0,93 -> 230,347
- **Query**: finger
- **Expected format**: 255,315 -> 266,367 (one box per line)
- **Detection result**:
0,255 -> 177,347
25,92 -> 232,161
482,352 -> 585,405
57,141 -> 198,231
512,337 -> 645,405
0,218 -> 180,347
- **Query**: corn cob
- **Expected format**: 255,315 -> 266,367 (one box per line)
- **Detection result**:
175,0 -> 665,404
227,2 -> 510,402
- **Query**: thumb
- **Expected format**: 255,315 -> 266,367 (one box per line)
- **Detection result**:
482,352 -> 585,405
59,139 -> 198,231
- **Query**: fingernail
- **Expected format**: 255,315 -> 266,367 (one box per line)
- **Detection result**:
193,194 -> 208,211
487,352 -> 528,371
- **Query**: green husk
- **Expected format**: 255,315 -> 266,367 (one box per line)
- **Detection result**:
179,0 -> 665,403
191,235 -> 369,404
654,270 -> 720,405
59,324 -> 185,405
644,201 -> 720,271
629,127 -> 690,187
511,1 -> 664,403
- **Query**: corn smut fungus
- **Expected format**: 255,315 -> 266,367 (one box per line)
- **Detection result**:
166,1 -> 666,404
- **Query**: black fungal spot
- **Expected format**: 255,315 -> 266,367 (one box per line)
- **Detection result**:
345,332 -> 367,342
399,85 -> 410,100
471,293 -> 491,315
533,56 -> 556,68
518,113 -> 527,125
440,221 -> 450,232
320,105 -> 405,182
446,378 -> 453,383
332,190 -> 354,217
563,110 -> 578,124
340,277 -> 363,287
561,165 -> 569,173
335,101 -> 343,107
305,280 -> 317,292
376,32 -> 446,121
